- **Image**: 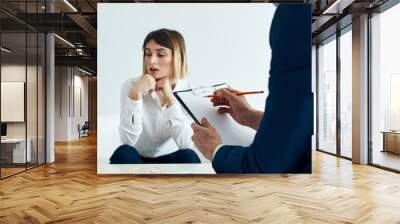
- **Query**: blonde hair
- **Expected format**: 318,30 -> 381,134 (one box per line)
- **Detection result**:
142,29 -> 188,81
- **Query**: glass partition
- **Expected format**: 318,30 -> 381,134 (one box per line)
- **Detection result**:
1,31 -> 28,178
0,1 -> 46,179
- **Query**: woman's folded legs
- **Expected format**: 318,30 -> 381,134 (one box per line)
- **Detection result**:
109,144 -> 143,164
142,149 -> 201,164
110,145 -> 201,164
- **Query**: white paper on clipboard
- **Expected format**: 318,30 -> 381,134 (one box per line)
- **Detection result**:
174,83 -> 256,147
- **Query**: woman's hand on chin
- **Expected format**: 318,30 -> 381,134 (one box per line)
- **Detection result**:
156,77 -> 176,107
129,74 -> 156,100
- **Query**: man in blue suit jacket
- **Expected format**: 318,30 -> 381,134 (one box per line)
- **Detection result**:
191,4 -> 313,173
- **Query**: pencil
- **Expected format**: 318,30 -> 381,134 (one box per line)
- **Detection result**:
204,91 -> 264,98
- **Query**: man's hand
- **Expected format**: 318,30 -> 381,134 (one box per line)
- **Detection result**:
191,118 -> 222,160
212,88 -> 264,130
156,77 -> 176,107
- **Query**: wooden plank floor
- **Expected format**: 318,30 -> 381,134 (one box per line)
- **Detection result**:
1,167 -> 26,178
1,134 -> 400,223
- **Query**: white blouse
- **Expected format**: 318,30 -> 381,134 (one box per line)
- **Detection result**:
119,77 -> 195,158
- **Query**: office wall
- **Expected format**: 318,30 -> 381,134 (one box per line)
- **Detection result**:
1,63 -> 45,168
55,67 -> 89,141
1,82 -> 24,122
55,67 -> 69,141
1,65 -> 41,139
72,72 -> 89,138
88,77 -> 97,131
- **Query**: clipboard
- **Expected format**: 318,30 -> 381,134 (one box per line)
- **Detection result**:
173,83 -> 256,146
173,83 -> 228,124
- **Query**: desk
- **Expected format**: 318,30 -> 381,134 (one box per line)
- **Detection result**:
382,131 -> 400,154
1,138 -> 31,163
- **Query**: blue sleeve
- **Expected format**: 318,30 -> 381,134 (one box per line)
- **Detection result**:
212,4 -> 313,173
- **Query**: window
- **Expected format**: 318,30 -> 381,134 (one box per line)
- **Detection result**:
371,2 -> 400,171
339,28 -> 352,158
318,36 -> 337,154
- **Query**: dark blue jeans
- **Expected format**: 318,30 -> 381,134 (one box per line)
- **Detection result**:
110,144 -> 201,164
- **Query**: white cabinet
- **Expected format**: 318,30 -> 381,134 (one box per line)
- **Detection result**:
1,138 -> 32,163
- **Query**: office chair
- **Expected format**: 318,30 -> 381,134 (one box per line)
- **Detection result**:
79,121 -> 90,138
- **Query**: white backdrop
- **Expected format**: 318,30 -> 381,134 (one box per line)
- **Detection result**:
97,3 -> 276,170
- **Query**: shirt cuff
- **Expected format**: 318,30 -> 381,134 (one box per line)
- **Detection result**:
127,97 -> 143,114
212,144 -> 224,161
